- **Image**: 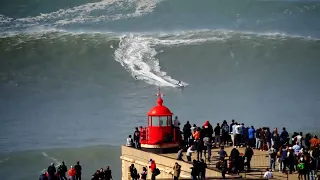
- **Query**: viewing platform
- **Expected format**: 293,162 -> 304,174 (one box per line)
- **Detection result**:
121,145 -> 306,179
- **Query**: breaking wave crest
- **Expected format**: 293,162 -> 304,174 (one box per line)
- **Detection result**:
0,0 -> 162,30
1,28 -> 318,87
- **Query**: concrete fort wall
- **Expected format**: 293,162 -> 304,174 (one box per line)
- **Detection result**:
120,146 -> 225,180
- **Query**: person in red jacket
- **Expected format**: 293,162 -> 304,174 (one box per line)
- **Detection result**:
149,159 -> 157,180
68,166 -> 77,180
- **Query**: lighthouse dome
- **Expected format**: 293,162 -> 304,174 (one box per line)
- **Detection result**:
147,97 -> 173,116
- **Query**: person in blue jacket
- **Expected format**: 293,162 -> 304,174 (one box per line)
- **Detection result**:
248,126 -> 255,148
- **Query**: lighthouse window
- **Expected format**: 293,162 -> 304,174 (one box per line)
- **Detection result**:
152,116 -> 159,126
159,116 -> 167,126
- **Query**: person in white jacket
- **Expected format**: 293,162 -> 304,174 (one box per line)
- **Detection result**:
263,168 -> 273,179
186,146 -> 194,162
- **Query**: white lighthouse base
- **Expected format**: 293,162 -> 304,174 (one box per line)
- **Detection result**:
141,142 -> 180,153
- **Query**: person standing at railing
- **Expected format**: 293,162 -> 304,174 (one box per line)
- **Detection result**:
221,120 -> 229,146
256,127 -> 262,150
234,123 -> 242,148
214,123 -> 221,148
183,121 -> 192,147
248,126 -> 255,148
133,127 -> 141,149
272,128 -> 280,152
259,128 -> 266,151
265,128 -> 272,151
280,127 -> 289,146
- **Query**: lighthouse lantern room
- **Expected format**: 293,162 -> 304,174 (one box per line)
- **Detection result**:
140,88 -> 180,153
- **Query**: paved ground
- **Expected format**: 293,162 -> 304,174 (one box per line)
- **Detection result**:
162,146 -> 317,180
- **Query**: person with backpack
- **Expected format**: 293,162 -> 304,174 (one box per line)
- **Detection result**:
221,120 -> 229,146
149,159 -> 159,180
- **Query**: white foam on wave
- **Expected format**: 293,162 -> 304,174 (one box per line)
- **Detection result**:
40,152 -> 61,172
114,33 -> 229,87
0,0 -> 162,30
115,34 -> 176,87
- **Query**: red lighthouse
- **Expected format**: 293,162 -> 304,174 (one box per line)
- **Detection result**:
140,88 -> 181,153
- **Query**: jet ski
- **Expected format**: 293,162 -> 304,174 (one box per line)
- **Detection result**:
176,81 -> 184,88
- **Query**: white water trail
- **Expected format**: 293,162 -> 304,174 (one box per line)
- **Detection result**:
0,157 -> 10,164
40,152 -> 61,173
114,33 -> 230,87
115,34 -> 177,87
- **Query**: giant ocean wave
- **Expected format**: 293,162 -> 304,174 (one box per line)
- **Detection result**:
1,0 -> 319,87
